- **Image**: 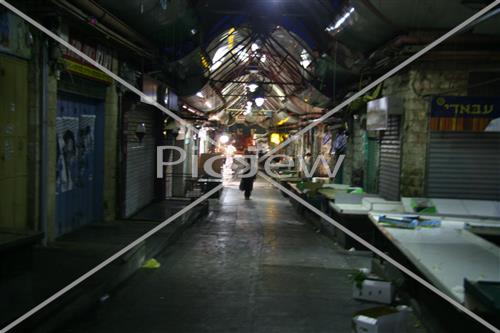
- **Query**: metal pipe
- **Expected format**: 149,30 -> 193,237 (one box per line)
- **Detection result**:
71,0 -> 154,49
50,0 -> 154,58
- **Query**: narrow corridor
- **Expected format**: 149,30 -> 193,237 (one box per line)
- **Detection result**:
64,180 -> 371,333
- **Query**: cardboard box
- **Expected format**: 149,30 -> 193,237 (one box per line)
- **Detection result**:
353,279 -> 394,304
353,306 -> 410,333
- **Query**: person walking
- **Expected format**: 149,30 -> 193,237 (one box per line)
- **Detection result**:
239,152 -> 257,199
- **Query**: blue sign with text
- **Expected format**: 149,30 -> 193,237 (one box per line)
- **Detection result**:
431,96 -> 500,118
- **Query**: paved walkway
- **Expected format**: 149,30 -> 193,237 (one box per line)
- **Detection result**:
63,180 -> 372,333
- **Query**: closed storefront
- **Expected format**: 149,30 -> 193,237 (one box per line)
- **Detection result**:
122,95 -> 157,217
378,115 -> 402,201
426,96 -> 500,200
427,132 -> 500,200
55,87 -> 105,236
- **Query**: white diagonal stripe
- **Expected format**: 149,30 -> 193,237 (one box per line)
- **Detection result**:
258,171 -> 500,333
259,0 -> 500,162
0,0 -> 218,146
0,184 -> 223,333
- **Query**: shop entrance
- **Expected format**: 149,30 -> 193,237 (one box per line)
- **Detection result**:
55,92 -> 104,236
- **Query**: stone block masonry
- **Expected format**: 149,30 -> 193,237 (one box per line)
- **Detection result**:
383,65 -> 468,197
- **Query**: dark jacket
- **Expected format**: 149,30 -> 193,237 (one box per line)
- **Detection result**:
239,157 -> 256,192
240,174 -> 256,192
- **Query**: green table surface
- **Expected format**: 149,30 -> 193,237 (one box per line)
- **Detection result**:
317,188 -> 340,200
282,177 -> 303,183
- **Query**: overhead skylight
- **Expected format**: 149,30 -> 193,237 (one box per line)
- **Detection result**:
210,46 -> 228,72
210,45 -> 249,72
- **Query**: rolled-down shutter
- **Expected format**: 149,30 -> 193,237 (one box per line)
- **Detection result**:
378,116 -> 402,201
427,132 -> 500,200
124,104 -> 156,217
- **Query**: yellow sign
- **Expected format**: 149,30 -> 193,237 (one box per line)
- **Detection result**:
63,58 -> 112,84
270,133 -> 288,145
228,27 -> 235,51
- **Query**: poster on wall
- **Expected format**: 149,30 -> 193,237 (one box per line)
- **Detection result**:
430,96 -> 500,132
56,117 -> 79,193
78,115 -> 96,183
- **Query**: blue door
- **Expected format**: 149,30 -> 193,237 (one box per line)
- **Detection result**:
55,92 -> 104,236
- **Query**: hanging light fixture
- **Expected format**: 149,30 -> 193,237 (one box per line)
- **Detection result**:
247,83 -> 258,93
255,97 -> 265,107
245,103 -> 252,115
254,86 -> 266,107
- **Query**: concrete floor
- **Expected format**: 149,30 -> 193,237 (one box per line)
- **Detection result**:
62,179 -> 374,333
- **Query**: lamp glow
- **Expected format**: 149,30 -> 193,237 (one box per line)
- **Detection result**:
255,97 -> 265,107
248,83 -> 258,92
219,134 -> 230,144
245,104 -> 252,115
270,133 -> 281,145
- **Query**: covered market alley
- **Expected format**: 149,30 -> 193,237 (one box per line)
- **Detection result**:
1,0 -> 500,332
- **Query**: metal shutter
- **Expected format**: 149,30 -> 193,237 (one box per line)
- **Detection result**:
427,132 -> 500,200
378,116 -> 402,201
124,105 -> 156,217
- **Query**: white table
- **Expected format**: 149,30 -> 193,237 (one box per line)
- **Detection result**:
369,213 -> 500,303
330,197 -> 404,216
401,198 -> 500,219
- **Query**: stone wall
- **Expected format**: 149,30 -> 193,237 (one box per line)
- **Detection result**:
383,64 -> 468,197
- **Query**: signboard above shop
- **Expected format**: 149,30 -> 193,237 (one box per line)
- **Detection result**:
430,96 -> 500,132
61,35 -> 113,84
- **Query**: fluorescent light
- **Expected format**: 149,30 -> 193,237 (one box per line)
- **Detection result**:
255,97 -> 265,107
326,7 -> 355,32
